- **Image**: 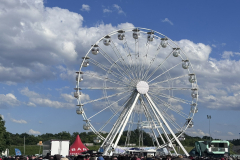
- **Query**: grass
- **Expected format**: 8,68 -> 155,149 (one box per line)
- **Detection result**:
9,145 -> 43,156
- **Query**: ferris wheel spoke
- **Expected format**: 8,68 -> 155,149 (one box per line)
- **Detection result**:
110,40 -> 135,79
90,58 -> 132,82
88,59 -> 132,84
88,92 -> 131,120
150,97 -> 184,130
151,87 -> 193,91
148,61 -> 182,83
85,72 -> 131,87
98,94 -> 133,132
148,92 -> 190,118
145,50 -> 174,81
148,91 -> 192,104
80,87 -> 132,90
142,46 -> 162,80
82,90 -> 131,105
150,74 -> 189,86
99,45 -> 134,81
88,59 -> 124,79
122,38 -> 138,79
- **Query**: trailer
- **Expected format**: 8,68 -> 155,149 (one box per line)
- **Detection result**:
43,140 -> 70,157
189,140 -> 229,157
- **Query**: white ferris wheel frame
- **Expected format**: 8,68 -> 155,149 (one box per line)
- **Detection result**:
75,27 -> 199,156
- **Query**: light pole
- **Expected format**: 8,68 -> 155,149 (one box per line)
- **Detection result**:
207,115 -> 211,141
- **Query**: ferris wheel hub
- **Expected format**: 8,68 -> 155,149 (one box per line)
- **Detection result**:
136,81 -> 149,94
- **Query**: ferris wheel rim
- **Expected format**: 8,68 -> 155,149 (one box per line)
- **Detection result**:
75,27 -> 199,152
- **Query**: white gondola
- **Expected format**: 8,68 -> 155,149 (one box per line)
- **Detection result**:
74,91 -> 81,98
161,37 -> 168,48
103,35 -> 111,46
93,137 -> 101,143
83,123 -> 91,130
76,71 -> 83,82
189,74 -> 196,83
82,57 -> 90,67
132,28 -> 140,39
147,31 -> 154,41
191,88 -> 198,99
179,135 -> 185,141
191,103 -> 198,113
186,118 -> 194,128
118,30 -> 125,40
182,60 -> 189,69
76,107 -> 83,115
173,48 -> 180,57
91,45 -> 99,55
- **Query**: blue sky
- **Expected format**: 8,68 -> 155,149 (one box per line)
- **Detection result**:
1,0 -> 240,141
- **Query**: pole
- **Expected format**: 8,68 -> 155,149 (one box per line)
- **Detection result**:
24,136 -> 25,155
207,115 -> 211,141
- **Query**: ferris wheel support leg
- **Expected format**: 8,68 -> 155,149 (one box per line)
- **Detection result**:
140,99 -> 161,147
146,93 -> 190,156
145,95 -> 176,156
102,93 -> 140,156
112,93 -> 140,149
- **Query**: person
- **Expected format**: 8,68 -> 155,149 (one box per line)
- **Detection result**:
97,155 -> 104,160
166,155 -> 171,160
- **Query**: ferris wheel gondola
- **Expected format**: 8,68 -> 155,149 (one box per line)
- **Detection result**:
74,27 -> 198,156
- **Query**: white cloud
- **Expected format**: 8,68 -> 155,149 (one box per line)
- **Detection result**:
222,51 -> 234,59
186,128 -> 209,137
103,9 -> 112,13
212,44 -> 216,48
30,97 -> 75,109
162,18 -> 173,25
0,114 -> 4,120
21,87 -> 76,109
80,4 -> 90,12
27,102 -> 36,107
0,93 -> 20,107
113,4 -> 125,15
11,118 -> 27,124
227,132 -> 234,136
28,129 -> 41,135
20,87 -> 40,98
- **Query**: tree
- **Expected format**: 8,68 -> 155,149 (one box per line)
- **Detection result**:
0,116 -> 11,153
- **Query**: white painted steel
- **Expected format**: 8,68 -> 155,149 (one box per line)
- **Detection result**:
75,27 -> 199,156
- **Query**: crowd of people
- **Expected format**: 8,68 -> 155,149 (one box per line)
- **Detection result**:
0,154 -> 240,160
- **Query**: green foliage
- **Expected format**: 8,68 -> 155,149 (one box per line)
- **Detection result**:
0,116 -> 11,153
9,145 -> 42,156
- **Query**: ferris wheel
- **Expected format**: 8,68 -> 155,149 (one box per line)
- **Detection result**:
74,27 -> 198,156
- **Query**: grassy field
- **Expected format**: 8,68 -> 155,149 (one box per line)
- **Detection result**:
9,145 -> 43,155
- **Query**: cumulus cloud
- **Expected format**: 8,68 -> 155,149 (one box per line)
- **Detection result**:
20,87 -> 77,109
28,129 -> 41,135
113,4 -> 125,15
0,114 -> 4,120
80,4 -> 90,12
11,118 -> 27,124
227,132 -> 234,135
186,128 -> 209,137
103,9 -> 112,13
162,18 -> 173,25
0,93 -> 20,107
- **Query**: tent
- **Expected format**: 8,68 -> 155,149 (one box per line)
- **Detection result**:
69,135 -> 89,155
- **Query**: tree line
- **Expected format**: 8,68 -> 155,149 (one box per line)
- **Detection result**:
1,116 -> 239,154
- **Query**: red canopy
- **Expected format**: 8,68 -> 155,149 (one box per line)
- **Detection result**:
69,135 -> 89,155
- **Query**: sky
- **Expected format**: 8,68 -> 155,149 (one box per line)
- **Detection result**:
1,0 -> 240,142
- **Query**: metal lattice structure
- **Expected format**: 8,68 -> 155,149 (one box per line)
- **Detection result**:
74,27 -> 198,156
